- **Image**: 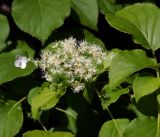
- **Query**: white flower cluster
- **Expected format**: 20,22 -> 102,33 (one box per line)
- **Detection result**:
37,37 -> 107,92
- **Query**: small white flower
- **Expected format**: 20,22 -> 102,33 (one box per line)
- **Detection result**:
14,55 -> 28,69
72,83 -> 85,93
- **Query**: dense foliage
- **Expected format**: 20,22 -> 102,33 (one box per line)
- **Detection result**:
0,0 -> 160,137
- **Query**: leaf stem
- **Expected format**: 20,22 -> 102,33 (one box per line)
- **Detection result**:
106,107 -> 121,136
95,85 -> 121,135
38,119 -> 48,132
55,107 -> 66,113
8,96 -> 26,115
128,104 -> 145,118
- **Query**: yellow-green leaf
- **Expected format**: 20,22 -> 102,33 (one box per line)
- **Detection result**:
133,76 -> 160,102
23,130 -> 75,137
99,119 -> 129,137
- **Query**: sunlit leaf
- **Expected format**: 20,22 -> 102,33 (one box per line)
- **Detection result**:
31,88 -> 60,119
99,119 -> 129,137
23,130 -> 75,137
133,76 -> 160,102
28,83 -> 66,119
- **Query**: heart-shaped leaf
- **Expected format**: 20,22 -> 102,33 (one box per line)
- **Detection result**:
30,88 -> 60,119
12,0 -> 71,43
28,83 -> 66,119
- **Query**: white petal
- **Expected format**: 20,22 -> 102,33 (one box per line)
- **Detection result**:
14,55 -> 28,69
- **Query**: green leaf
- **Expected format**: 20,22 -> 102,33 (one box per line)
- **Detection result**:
133,76 -> 160,102
0,14 -> 9,51
31,88 -> 60,119
28,87 -> 41,105
100,84 -> 129,109
60,107 -> 78,134
99,119 -> 129,137
71,0 -> 98,30
98,0 -> 122,14
109,49 -> 156,88
12,0 -> 71,43
0,100 -> 23,137
23,130 -> 75,137
157,94 -> 160,105
123,117 -> 157,137
28,84 -> 66,119
103,49 -> 120,70
16,41 -> 35,58
0,49 -> 36,85
83,30 -> 105,46
106,3 -> 160,51
83,82 -> 95,104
